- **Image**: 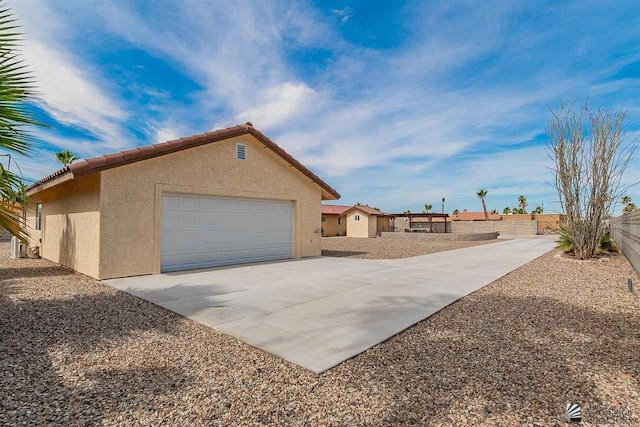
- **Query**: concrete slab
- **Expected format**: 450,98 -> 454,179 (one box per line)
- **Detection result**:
106,238 -> 555,373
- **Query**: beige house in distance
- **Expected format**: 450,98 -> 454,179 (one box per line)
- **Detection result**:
25,123 -> 340,279
321,205 -> 349,236
321,204 -> 391,238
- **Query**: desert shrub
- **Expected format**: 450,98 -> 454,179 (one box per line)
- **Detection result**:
556,226 -> 574,252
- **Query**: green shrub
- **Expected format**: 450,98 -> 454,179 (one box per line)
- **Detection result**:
556,226 -> 574,252
557,227 -> 617,254
599,234 -> 617,252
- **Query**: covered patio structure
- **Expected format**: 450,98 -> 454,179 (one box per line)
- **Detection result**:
381,213 -> 450,233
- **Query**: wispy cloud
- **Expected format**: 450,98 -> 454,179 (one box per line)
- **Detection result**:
22,41 -> 125,144
7,0 -> 640,211
332,7 -> 354,23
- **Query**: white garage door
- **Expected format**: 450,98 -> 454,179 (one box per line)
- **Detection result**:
161,194 -> 294,272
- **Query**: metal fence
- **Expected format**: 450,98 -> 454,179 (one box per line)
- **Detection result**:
612,210 -> 640,277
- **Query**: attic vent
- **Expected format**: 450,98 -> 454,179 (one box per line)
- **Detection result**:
236,143 -> 246,160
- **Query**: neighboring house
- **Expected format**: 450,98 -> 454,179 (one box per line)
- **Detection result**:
345,205 -> 389,238
321,204 -> 350,236
321,204 -> 391,237
25,123 -> 340,279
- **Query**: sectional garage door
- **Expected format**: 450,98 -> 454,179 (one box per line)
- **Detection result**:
161,194 -> 294,272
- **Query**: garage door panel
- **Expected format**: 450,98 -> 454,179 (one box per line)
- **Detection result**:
161,194 -> 294,272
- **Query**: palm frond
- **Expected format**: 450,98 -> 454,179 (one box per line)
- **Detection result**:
0,0 -> 43,241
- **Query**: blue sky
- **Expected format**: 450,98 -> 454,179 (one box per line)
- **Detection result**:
8,0 -> 640,214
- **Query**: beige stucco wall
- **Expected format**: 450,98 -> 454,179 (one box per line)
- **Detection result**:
451,220 -> 538,235
502,213 -> 564,233
27,174 -> 101,278
98,134 -> 324,279
322,214 -> 346,236
346,209 -> 377,238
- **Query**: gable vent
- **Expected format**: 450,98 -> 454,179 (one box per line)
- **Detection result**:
236,143 -> 246,160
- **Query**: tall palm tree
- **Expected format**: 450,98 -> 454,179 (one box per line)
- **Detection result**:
476,189 -> 489,220
424,203 -> 432,213
0,3 -> 44,242
441,197 -> 445,213
518,195 -> 528,214
55,150 -> 79,166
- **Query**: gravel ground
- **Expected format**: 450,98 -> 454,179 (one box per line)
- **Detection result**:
321,236 -> 497,259
1,242 -> 638,426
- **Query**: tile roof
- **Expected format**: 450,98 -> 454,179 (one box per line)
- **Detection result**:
321,204 -> 352,215
345,205 -> 384,216
27,123 -> 340,200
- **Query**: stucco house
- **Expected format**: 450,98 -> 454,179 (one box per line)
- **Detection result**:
321,204 -> 350,236
321,204 -> 390,238
25,123 -> 340,279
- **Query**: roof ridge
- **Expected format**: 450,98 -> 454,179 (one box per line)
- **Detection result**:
27,123 -> 340,199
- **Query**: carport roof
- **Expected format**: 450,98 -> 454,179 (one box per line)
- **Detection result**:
26,123 -> 341,200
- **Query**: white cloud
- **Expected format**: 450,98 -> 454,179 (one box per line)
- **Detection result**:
235,82 -> 316,130
332,7 -> 354,23
22,41 -> 125,145
155,126 -> 180,143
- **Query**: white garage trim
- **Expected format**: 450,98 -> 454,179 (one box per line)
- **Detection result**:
161,193 -> 294,272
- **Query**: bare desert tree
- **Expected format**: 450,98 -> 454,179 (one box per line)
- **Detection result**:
546,102 -> 638,259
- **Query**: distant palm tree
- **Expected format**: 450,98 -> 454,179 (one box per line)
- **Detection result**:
424,204 -> 432,213
533,206 -> 543,214
490,209 -> 498,214
452,209 -> 460,215
518,195 -> 528,214
441,197 -> 445,213
0,3 -> 45,242
55,150 -> 79,166
476,189 -> 489,220
403,209 -> 411,215
503,207 -> 511,214
621,195 -> 636,213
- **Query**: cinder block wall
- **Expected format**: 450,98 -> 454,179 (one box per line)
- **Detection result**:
612,210 -> 640,276
451,220 -> 538,235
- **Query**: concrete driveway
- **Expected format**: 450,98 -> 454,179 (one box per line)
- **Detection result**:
106,238 -> 555,373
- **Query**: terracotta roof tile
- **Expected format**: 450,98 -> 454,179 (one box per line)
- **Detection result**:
321,204 -> 352,215
344,205 -> 383,216
27,123 -> 340,200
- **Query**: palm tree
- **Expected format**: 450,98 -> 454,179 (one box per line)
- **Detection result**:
533,206 -> 543,214
441,197 -> 445,213
503,207 -> 511,215
55,150 -> 79,166
518,195 -> 528,214
452,209 -> 459,215
621,195 -> 636,213
0,3 -> 44,242
424,203 -> 432,213
490,209 -> 498,214
476,189 -> 489,220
